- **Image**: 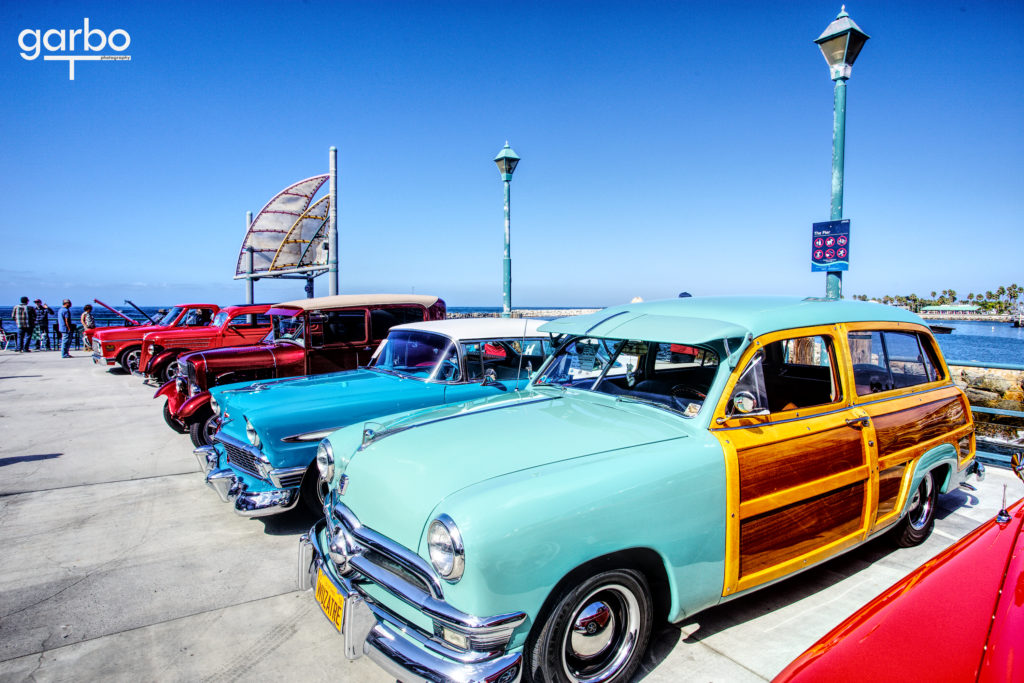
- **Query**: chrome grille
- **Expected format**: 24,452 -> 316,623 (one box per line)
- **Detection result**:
222,442 -> 261,478
276,471 -> 305,487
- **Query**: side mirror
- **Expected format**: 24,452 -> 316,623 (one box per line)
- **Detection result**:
483,368 -> 498,384
728,390 -> 769,418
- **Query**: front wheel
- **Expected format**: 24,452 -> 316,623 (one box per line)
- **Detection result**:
120,347 -> 141,373
161,358 -> 182,384
893,470 -> 937,547
163,401 -> 187,434
299,461 -> 328,515
188,410 -> 219,447
527,568 -> 652,683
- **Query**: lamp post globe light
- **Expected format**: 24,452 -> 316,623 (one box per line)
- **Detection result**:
494,142 -> 520,317
815,6 -> 868,300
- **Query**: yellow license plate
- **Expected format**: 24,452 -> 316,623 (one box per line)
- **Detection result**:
315,568 -> 345,632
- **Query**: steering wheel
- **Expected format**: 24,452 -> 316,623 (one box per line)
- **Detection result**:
438,357 -> 459,381
671,385 -> 706,401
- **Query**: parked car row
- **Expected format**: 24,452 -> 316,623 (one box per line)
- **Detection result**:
101,294 -> 999,682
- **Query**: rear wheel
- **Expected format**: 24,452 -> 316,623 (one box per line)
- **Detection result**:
163,401 -> 187,434
893,470 -> 937,547
188,409 -> 219,447
119,347 -> 141,373
300,462 -> 328,515
527,568 -> 652,683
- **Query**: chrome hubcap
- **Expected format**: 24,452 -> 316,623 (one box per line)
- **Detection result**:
561,584 -> 640,683
908,475 -> 934,531
125,350 -> 140,371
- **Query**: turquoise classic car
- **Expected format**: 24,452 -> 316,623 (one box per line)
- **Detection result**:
194,318 -> 550,517
299,296 -> 984,683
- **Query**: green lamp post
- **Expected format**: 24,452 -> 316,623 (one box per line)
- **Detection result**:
815,6 -> 869,300
494,142 -> 520,318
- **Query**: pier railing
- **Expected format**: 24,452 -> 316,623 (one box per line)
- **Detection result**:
948,359 -> 1024,467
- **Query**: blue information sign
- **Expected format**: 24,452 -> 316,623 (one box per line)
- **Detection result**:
811,219 -> 850,272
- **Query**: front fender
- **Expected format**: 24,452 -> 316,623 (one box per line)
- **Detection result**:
148,349 -> 179,375
178,392 -> 212,420
154,379 -> 178,404
421,437 -> 727,649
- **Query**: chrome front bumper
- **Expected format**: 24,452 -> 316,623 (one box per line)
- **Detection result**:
298,520 -> 524,683
92,352 -> 115,366
194,446 -> 299,518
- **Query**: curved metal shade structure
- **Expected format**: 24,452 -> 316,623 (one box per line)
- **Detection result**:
234,175 -> 330,278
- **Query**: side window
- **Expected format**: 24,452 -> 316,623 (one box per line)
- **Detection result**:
228,313 -> 271,328
732,335 -> 840,414
183,309 -> 213,326
461,339 -> 544,382
848,330 -> 943,395
370,306 -> 426,340
322,310 -> 367,345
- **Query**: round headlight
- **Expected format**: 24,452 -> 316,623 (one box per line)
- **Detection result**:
210,396 -> 220,416
175,377 -> 187,393
316,439 -> 334,482
245,417 -> 261,449
428,514 -> 465,582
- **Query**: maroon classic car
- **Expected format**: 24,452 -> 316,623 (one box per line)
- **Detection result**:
90,303 -> 220,372
774,454 -> 1024,683
156,294 -> 445,446
138,304 -> 273,384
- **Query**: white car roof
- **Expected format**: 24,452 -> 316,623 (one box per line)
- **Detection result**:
391,317 -> 548,343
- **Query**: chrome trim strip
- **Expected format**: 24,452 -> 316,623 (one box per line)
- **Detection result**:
282,426 -> 346,443
269,465 -> 308,488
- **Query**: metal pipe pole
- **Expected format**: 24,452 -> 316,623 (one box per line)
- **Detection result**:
826,78 -> 847,300
245,210 -> 254,305
328,146 -> 339,295
502,178 -> 512,318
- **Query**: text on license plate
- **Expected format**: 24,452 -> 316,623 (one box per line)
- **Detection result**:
315,568 -> 345,632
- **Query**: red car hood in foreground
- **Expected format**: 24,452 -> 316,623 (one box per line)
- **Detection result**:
775,497 -> 1024,683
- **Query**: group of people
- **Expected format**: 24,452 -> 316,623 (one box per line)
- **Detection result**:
9,297 -> 95,358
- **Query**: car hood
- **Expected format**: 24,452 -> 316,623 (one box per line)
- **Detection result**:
336,389 -> 693,550
94,324 -> 167,341
215,369 -> 446,446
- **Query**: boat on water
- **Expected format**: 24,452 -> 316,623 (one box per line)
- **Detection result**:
929,323 -> 955,334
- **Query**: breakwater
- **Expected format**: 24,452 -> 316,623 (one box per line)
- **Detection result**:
448,308 -> 600,319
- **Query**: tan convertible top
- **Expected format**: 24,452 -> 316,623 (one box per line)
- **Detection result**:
272,294 -> 440,312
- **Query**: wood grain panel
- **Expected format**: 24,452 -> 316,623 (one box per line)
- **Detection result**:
873,397 -> 966,458
740,482 -> 864,577
875,464 -> 906,519
738,426 -> 864,500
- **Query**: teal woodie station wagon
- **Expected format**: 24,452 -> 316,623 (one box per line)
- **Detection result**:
194,318 -> 549,517
299,296 -> 981,683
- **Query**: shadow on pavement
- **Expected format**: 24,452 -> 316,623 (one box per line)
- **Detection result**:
0,453 -> 62,467
259,505 -> 319,536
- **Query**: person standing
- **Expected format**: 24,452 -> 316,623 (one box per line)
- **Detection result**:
13,296 -> 36,353
58,299 -> 73,358
80,304 -> 96,349
33,299 -> 55,350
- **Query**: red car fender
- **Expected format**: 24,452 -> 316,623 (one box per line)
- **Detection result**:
147,349 -> 179,375
177,391 -> 212,421
154,379 -> 185,414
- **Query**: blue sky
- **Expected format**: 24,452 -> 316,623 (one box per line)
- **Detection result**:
2,1 -> 1021,308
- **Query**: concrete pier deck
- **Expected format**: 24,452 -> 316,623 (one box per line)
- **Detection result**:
0,350 -> 1019,682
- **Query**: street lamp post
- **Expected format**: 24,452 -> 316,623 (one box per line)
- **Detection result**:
815,6 -> 868,300
494,142 -> 520,318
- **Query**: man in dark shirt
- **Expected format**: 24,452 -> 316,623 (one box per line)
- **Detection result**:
58,299 -> 73,358
33,299 -> 54,350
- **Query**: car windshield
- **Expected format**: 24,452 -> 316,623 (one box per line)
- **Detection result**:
369,330 -> 460,381
265,313 -> 304,345
211,311 -> 229,327
161,307 -> 183,325
534,336 -> 720,417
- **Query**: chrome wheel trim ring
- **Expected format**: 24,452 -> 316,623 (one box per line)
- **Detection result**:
124,349 -> 140,372
907,474 -> 934,531
560,583 -> 641,683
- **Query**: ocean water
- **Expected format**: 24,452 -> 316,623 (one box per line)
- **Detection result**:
5,304 -> 1021,367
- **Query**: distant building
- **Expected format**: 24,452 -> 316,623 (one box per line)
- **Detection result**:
920,304 -> 981,317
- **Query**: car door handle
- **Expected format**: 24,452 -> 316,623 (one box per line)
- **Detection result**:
846,416 -> 870,429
